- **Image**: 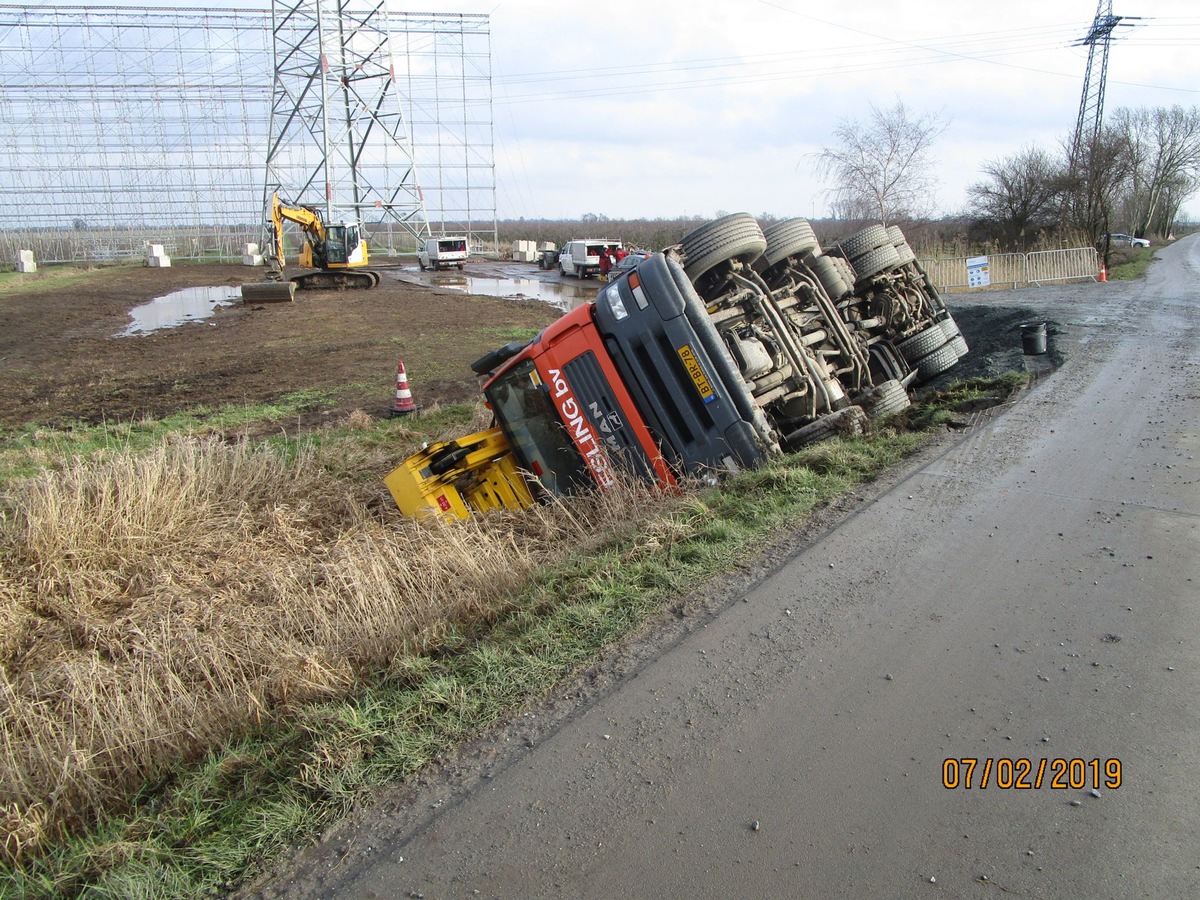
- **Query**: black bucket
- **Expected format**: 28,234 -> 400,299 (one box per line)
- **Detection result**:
1021,322 -> 1047,355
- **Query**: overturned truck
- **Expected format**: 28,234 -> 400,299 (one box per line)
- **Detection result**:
386,214 -> 967,520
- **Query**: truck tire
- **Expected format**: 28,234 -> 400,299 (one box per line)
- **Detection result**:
810,254 -> 849,299
938,315 -> 960,339
680,213 -> 767,283
893,241 -> 916,266
839,224 -> 889,259
948,334 -> 969,358
913,342 -> 960,382
855,379 -> 911,419
897,324 -> 947,363
853,244 -> 902,283
559,262 -> 566,276
782,405 -> 867,451
761,218 -> 819,269
885,225 -> 906,245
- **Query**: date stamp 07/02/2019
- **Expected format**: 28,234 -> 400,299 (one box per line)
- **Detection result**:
942,758 -> 1122,790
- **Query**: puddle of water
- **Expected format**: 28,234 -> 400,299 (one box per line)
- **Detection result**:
119,286 -> 242,337
398,265 -> 598,312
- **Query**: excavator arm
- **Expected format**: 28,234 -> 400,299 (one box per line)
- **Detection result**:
270,192 -> 328,268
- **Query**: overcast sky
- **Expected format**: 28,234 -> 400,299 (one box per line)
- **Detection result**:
405,0 -> 1200,223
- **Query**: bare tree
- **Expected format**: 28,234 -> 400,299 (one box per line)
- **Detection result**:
812,100 -> 949,226
966,146 -> 1066,249
1109,105 -> 1200,237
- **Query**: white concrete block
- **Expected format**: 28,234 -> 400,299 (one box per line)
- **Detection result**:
147,255 -> 172,268
16,249 -> 36,273
243,243 -> 260,256
242,254 -> 265,267
539,242 -> 556,252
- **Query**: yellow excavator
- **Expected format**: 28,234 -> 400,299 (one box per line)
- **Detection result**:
267,192 -> 380,290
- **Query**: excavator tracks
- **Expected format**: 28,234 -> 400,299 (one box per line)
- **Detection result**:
290,270 -> 380,290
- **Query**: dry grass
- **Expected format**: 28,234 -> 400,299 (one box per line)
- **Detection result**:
0,433 -> 661,866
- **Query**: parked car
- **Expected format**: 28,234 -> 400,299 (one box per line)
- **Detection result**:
1102,233 -> 1150,249
613,251 -> 651,276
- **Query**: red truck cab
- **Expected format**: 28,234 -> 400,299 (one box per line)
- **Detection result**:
480,253 -> 771,498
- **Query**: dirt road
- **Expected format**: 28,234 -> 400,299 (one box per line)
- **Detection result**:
256,236 -> 1200,898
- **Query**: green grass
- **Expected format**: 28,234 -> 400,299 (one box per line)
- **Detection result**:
1104,245 -> 1156,281
477,326 -> 543,342
0,265 -> 139,296
0,391 -> 332,482
0,374 -> 1027,899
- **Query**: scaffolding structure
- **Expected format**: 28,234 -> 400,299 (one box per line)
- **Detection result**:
0,4 -> 497,265
391,12 -> 497,249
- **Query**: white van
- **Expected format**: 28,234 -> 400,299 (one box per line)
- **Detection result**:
418,236 -> 469,270
558,240 -> 620,279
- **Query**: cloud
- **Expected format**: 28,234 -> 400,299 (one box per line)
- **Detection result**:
424,0 -> 1200,219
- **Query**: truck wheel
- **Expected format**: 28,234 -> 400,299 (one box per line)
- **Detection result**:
761,218 -> 819,269
913,342 -> 960,382
559,263 -> 565,276
938,315 -> 961,341
782,405 -> 867,451
839,224 -> 889,259
810,254 -> 849,299
680,212 -> 767,283
852,244 -> 902,283
855,379 -> 911,419
897,324 -> 948,363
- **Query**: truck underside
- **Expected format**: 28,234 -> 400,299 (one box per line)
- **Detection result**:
387,215 -> 968,521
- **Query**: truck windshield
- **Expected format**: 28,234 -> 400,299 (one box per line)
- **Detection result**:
486,359 -> 591,496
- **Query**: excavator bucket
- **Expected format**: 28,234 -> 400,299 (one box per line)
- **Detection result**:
241,281 -> 296,303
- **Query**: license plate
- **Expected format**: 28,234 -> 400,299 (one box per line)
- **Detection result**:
677,344 -> 715,404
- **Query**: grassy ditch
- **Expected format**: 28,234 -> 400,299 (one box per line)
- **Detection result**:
0,373 -> 1024,898
1102,244 -> 1156,281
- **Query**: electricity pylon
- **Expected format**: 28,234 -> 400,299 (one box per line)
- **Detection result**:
1067,0 -> 1134,176
262,0 -> 429,244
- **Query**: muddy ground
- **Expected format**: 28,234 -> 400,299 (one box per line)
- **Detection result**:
0,262 -> 564,431
0,258 -> 1051,434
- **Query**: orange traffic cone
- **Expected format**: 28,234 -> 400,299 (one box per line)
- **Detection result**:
1098,264 -> 1107,282
388,359 -> 421,416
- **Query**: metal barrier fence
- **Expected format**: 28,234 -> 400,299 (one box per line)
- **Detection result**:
917,247 -> 1099,291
